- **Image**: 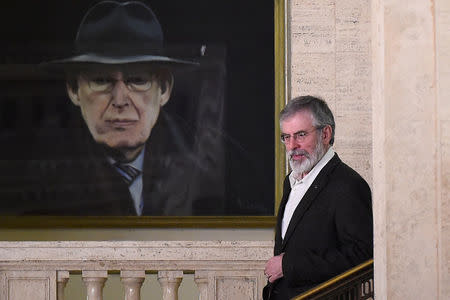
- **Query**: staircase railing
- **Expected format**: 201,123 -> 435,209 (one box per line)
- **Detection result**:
292,259 -> 374,300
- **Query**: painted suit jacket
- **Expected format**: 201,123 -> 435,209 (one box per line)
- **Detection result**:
1,111 -> 217,216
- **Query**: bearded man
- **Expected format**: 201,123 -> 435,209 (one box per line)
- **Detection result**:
263,95 -> 373,300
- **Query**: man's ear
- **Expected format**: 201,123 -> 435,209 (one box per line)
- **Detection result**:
66,83 -> 80,106
159,75 -> 174,107
322,125 -> 333,144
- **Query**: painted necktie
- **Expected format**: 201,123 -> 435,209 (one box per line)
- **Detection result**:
114,163 -> 141,185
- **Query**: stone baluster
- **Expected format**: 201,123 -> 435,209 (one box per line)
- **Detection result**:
57,271 -> 70,300
120,270 -> 146,300
157,270 -> 183,300
82,270 -> 108,300
194,271 -> 209,300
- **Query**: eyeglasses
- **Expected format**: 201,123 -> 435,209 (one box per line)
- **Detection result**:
81,73 -> 153,93
280,127 -> 323,144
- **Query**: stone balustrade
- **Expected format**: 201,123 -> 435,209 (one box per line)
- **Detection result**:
0,241 -> 273,300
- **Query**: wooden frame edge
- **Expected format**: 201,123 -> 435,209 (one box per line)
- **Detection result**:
274,0 -> 287,215
0,216 -> 277,228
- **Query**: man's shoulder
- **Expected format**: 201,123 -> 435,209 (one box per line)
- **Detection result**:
323,154 -> 371,197
331,156 -> 367,182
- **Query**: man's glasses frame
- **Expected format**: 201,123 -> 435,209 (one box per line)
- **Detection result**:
280,126 -> 324,144
81,73 -> 154,93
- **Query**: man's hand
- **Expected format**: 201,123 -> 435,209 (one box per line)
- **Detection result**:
264,253 -> 284,283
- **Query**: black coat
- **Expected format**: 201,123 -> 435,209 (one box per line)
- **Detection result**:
264,153 -> 373,300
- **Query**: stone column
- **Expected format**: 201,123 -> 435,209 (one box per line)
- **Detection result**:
82,271 -> 108,300
194,271 -> 209,300
371,0 -> 449,299
57,271 -> 70,300
436,1 -> 450,297
120,270 -> 145,300
157,270 -> 183,300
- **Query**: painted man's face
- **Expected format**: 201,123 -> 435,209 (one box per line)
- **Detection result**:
67,66 -> 173,160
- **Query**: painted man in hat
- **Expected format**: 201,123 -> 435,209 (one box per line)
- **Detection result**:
7,0 -> 215,216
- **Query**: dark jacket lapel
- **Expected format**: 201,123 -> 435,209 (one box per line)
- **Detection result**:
281,154 -> 341,250
140,110 -> 195,216
86,135 -> 136,215
274,176 -> 292,254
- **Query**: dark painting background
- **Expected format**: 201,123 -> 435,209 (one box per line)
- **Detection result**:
0,0 -> 274,216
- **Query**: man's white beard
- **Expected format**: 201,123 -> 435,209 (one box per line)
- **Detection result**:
288,137 -> 326,179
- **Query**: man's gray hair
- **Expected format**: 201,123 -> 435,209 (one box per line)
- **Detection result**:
280,95 -> 336,145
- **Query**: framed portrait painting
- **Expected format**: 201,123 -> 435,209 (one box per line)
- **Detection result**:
0,0 -> 286,227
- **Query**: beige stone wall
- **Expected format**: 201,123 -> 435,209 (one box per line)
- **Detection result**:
437,0 -> 450,298
288,0 -> 373,186
371,0 -> 449,298
380,0 -> 438,296
290,0 -> 449,299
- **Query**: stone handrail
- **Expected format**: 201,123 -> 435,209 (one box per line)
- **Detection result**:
0,241 -> 273,300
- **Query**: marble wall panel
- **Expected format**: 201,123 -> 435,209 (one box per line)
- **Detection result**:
437,0 -> 450,299
289,0 -> 372,186
1,271 -> 56,300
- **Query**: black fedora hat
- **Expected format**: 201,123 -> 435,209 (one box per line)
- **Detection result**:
45,0 -> 197,67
